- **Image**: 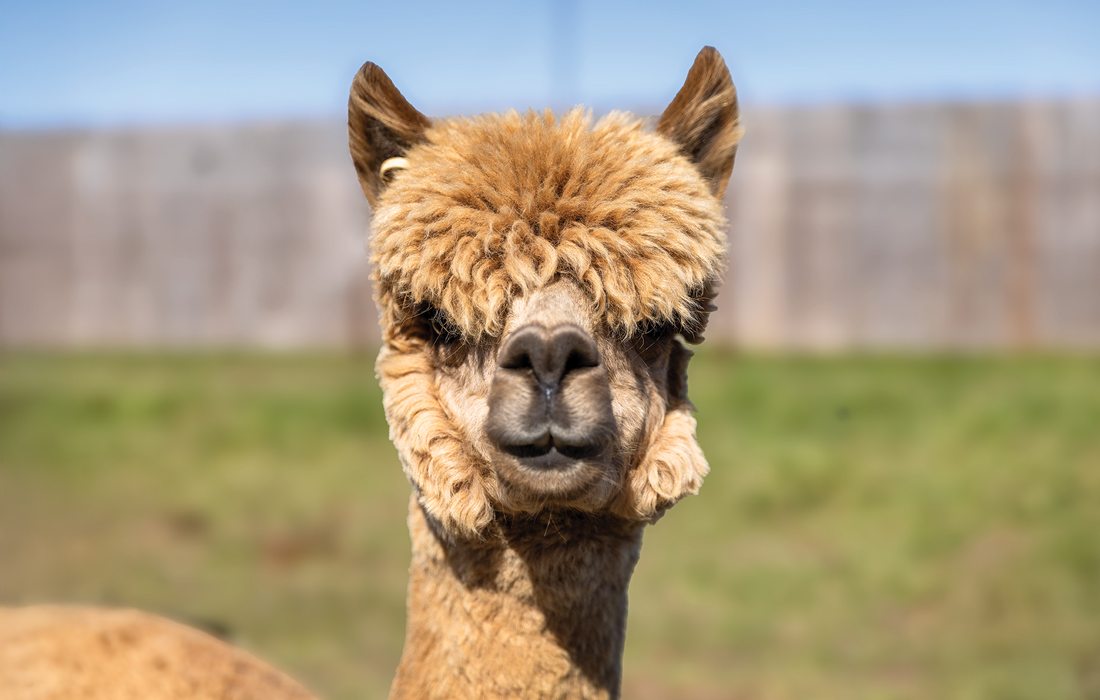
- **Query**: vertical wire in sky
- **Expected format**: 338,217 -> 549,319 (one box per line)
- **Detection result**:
551,0 -> 580,106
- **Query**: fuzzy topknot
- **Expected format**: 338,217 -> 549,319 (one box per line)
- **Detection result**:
369,109 -> 727,341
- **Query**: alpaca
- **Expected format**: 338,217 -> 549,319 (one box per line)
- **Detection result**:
349,44 -> 740,699
0,46 -> 740,700
0,606 -> 316,699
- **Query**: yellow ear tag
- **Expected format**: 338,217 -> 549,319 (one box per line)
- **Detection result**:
379,157 -> 409,178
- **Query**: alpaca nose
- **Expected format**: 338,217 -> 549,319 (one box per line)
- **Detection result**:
487,322 -> 614,466
497,324 -> 600,392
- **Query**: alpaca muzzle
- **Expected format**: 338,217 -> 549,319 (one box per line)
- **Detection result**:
486,322 -> 617,486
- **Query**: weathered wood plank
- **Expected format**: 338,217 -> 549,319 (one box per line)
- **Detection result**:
1,100 -> 1097,350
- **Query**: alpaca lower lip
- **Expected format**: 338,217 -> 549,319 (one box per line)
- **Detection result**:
514,446 -> 583,471
500,445 -> 605,501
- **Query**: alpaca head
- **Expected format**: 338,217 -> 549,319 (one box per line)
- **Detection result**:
349,48 -> 741,538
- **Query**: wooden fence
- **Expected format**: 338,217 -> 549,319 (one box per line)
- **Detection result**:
1,98 -> 1098,350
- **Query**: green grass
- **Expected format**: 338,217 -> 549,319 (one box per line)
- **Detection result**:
2,352 -> 1099,699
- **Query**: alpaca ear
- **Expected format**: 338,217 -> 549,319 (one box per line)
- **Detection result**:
657,46 -> 742,198
348,62 -> 431,207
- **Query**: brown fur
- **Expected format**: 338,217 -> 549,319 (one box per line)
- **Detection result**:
0,47 -> 740,700
657,46 -> 743,198
392,498 -> 643,699
0,607 -> 315,699
348,62 -> 431,206
371,109 -> 728,343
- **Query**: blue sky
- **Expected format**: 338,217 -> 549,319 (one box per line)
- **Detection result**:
1,0 -> 1098,127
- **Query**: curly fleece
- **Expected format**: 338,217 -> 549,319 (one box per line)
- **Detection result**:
367,108 -> 730,537
369,108 -> 727,340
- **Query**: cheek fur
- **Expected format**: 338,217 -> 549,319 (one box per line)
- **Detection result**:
611,408 -> 709,521
376,344 -> 498,537
434,358 -> 496,466
602,353 -> 657,470
606,340 -> 709,521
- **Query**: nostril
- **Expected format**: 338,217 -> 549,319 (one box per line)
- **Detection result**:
563,345 -> 599,373
551,327 -> 600,381
500,348 -> 533,371
498,329 -> 542,371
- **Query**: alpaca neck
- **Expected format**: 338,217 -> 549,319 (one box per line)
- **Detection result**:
390,497 -> 644,699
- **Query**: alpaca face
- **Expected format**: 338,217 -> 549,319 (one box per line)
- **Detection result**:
435,278 -> 668,514
349,48 -> 741,536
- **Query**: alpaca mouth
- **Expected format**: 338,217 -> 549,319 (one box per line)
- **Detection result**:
499,429 -> 605,466
492,429 -> 611,500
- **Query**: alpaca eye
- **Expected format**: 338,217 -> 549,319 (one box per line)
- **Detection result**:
425,304 -> 463,347
406,302 -> 462,347
634,320 -> 678,360
681,287 -> 717,345
640,320 -> 678,341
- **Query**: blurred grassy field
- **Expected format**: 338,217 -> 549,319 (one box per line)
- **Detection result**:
1,352 -> 1099,699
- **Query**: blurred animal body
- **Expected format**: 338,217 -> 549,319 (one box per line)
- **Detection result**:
0,46 -> 740,700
